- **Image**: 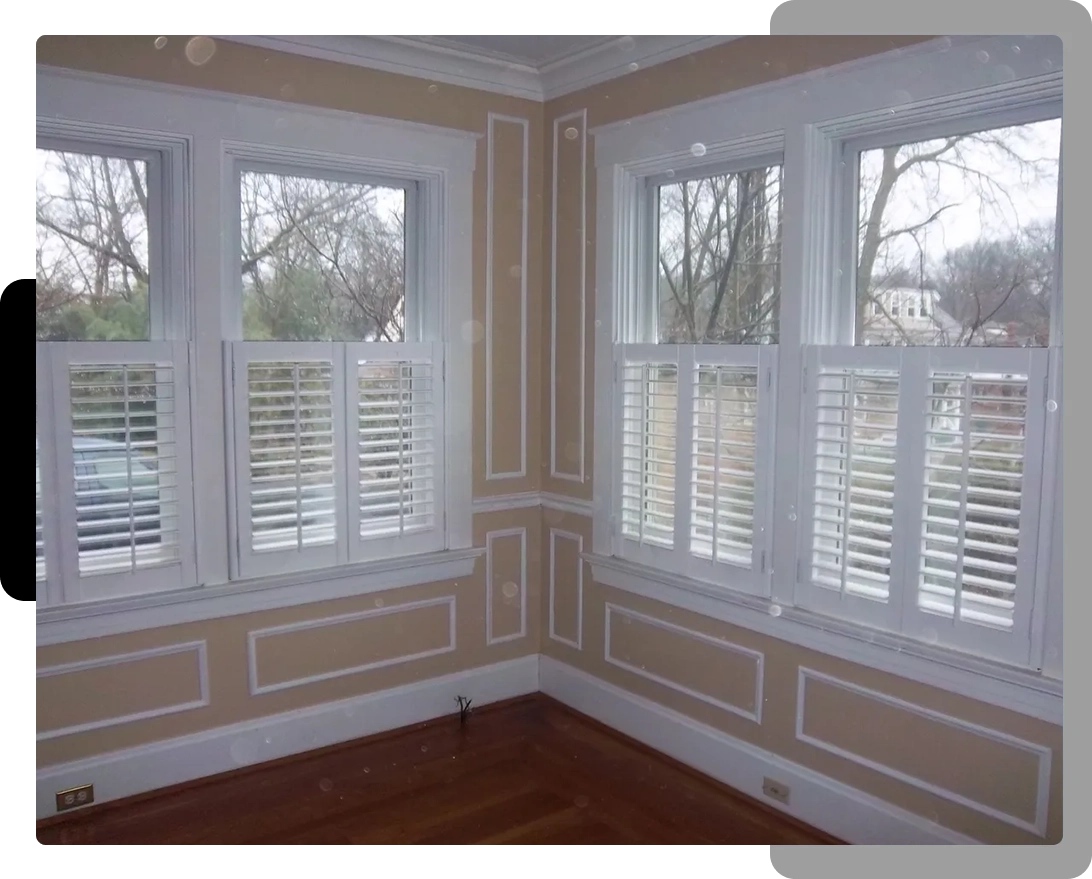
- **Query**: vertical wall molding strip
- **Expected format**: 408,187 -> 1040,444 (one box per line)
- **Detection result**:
550,108 -> 588,483
485,112 -> 530,480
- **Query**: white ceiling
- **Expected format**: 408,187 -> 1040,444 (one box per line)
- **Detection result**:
225,35 -> 739,101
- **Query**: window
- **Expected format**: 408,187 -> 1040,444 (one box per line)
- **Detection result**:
594,39 -> 1062,675
36,140 -> 197,605
230,167 -> 443,579
797,114 -> 1062,664
613,161 -> 782,595
36,74 -> 475,618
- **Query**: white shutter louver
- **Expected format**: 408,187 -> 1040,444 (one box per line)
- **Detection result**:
615,344 -> 776,594
810,366 -> 899,604
231,341 -> 444,575
232,343 -> 345,578
800,346 -> 1051,664
69,362 -> 182,576
44,342 -> 196,602
620,355 -> 678,551
691,364 -> 759,567
350,342 -> 444,560
246,359 -> 337,554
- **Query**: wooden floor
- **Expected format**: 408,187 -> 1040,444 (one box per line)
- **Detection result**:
38,694 -> 840,844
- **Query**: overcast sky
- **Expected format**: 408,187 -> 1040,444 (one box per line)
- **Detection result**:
859,118 -> 1061,269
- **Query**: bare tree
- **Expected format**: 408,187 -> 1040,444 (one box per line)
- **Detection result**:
855,120 -> 1060,347
656,165 -> 783,344
37,151 -> 408,344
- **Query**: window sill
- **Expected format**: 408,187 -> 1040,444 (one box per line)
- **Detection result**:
36,547 -> 484,646
585,553 -> 1062,725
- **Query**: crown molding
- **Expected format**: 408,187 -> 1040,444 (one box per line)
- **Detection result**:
539,35 -> 738,100
219,35 -> 740,103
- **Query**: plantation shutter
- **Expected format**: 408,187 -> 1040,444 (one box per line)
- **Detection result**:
799,345 -> 1052,664
618,344 -> 679,561
901,347 -> 1050,664
43,341 -> 196,603
348,342 -> 445,561
231,343 -> 347,578
230,341 -> 445,578
615,343 -> 776,595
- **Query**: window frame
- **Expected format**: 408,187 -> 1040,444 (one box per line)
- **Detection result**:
36,66 -> 478,639
590,35 -> 1063,712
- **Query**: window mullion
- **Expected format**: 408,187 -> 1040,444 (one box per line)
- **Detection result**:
893,348 -> 931,636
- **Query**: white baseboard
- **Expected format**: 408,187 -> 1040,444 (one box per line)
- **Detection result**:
37,655 -> 539,820
539,656 -> 980,845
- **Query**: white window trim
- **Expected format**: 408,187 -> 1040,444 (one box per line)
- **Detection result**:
36,65 -> 479,643
590,34 -> 1063,719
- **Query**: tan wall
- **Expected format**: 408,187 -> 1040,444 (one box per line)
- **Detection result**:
36,35 -> 1063,846
35,36 -> 544,766
538,35 -> 1062,846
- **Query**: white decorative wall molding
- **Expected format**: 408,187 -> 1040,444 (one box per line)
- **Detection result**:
550,108 -> 588,485
485,112 -> 529,482
604,603 -> 764,724
471,491 -> 594,516
548,528 -> 584,650
486,527 -> 529,645
37,641 -> 210,741
219,36 -> 740,102
246,596 -> 456,696
795,667 -> 1052,837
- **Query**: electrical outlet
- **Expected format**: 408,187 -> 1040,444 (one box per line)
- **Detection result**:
762,777 -> 790,805
55,784 -> 94,812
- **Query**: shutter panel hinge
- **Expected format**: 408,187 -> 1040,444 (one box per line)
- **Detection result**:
766,368 -> 772,389
802,367 -> 808,394
760,550 -> 767,573
795,559 -> 801,583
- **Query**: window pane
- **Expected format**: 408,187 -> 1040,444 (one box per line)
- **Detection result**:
36,149 -> 150,341
656,164 -> 782,344
240,171 -> 407,342
855,118 -> 1060,347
